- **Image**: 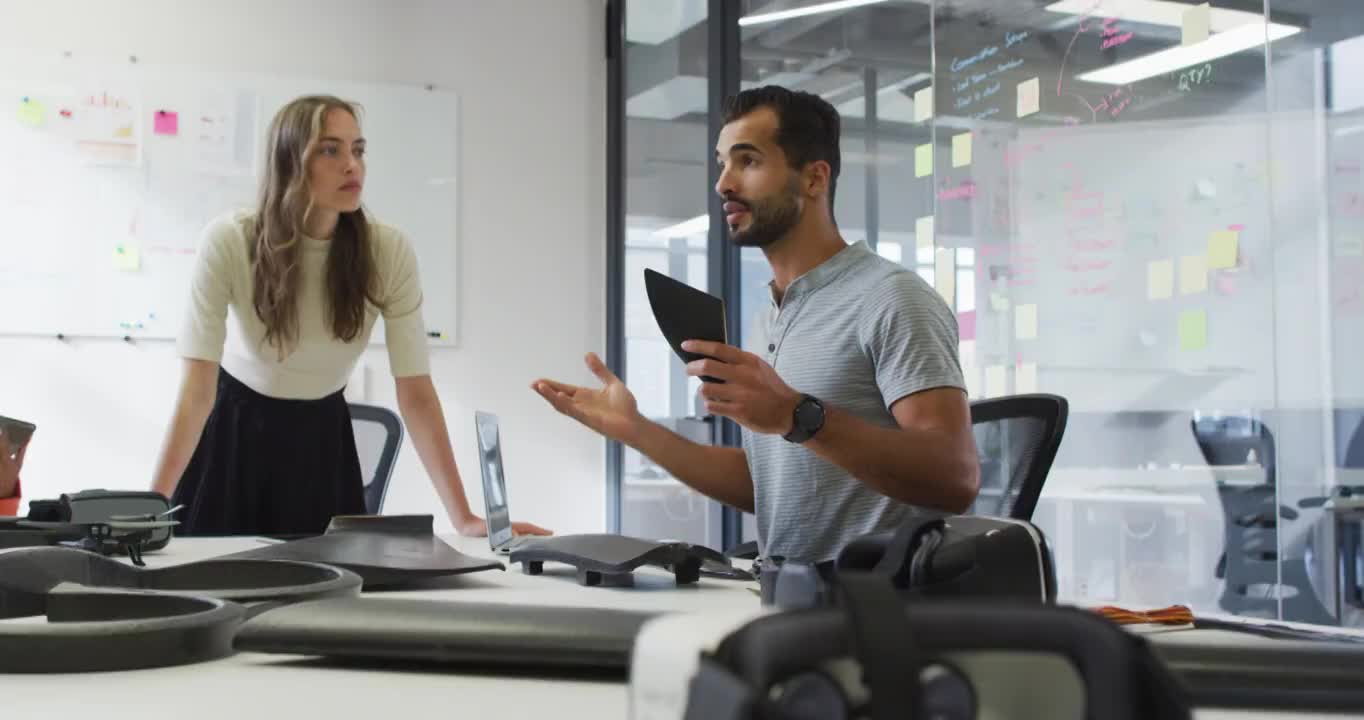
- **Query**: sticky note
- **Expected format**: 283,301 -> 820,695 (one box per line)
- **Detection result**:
915,144 -> 933,178
916,215 -> 935,249
1017,77 -> 1040,118
1337,233 -> 1364,257
1182,2 -> 1210,46
115,244 -> 141,272
989,291 -> 1011,312
1180,254 -> 1208,295
1179,309 -> 1207,351
1196,179 -> 1217,198
1015,303 -> 1038,340
17,98 -> 46,128
985,365 -> 1008,398
952,132 -> 972,168
1207,230 -> 1239,269
1016,362 -> 1038,394
958,310 -> 977,342
1148,259 -> 1174,300
935,248 -> 956,308
154,110 -> 179,136
914,86 -> 933,122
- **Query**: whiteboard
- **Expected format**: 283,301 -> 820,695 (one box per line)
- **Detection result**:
0,51 -> 458,346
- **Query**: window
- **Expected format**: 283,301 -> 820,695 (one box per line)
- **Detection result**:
613,0 -> 1364,628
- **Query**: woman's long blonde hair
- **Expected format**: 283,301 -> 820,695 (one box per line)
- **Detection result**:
252,95 -> 381,356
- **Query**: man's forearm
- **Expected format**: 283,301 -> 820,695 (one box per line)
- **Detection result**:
629,421 -> 754,512
804,406 -> 978,513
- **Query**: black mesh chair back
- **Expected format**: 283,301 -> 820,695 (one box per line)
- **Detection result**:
968,393 -> 1069,521
349,404 -> 404,515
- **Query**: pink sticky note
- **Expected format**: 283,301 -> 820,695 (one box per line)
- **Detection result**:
1216,274 -> 1237,295
958,310 -> 977,341
154,110 -> 178,136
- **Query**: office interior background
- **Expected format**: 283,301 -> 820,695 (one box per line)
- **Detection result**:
613,0 -> 1364,629
1,0 -> 1362,631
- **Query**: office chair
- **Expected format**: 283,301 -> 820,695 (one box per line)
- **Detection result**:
349,404 -> 404,515
1191,415 -> 1335,625
1345,417 -> 1364,469
967,393 -> 1069,521
723,394 -> 1068,560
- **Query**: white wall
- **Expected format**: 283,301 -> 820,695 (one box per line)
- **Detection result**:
0,0 -> 608,533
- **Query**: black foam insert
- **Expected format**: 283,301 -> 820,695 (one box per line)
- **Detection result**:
236,597 -> 658,673
510,533 -> 739,586
219,514 -> 503,587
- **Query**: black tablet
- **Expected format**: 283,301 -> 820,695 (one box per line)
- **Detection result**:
643,268 -> 728,383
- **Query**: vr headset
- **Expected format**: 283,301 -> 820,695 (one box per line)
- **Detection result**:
631,573 -> 1191,720
4,490 -> 178,564
760,514 -> 1056,609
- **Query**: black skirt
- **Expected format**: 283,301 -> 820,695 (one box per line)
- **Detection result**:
172,369 -> 366,536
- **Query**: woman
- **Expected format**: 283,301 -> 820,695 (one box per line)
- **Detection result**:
152,95 -> 548,538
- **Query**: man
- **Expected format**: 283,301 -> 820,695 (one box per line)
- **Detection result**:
534,85 -> 978,562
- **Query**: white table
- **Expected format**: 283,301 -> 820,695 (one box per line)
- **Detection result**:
1,536 -> 1352,719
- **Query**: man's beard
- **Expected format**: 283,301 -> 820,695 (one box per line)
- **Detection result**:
727,180 -> 801,249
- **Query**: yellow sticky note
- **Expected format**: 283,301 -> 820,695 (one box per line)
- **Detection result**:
914,86 -> 933,122
916,216 -> 935,249
1148,259 -> 1174,300
114,244 -> 141,272
952,132 -> 972,168
1015,303 -> 1038,340
1017,77 -> 1040,118
1180,255 -> 1208,295
1182,2 -> 1210,46
989,291 -> 1010,312
915,143 -> 933,178
17,98 -> 46,128
1338,233 -> 1364,257
985,365 -> 1008,398
1179,309 -> 1208,351
1016,362 -> 1038,394
934,248 -> 956,309
1207,230 -> 1239,269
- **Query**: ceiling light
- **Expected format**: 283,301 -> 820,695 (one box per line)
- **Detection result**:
1045,0 -> 1276,31
1076,21 -> 1299,84
740,0 -> 888,27
652,214 -> 709,239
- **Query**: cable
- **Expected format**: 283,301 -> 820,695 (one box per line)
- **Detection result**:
1091,605 -> 1364,644
1092,604 -> 1195,626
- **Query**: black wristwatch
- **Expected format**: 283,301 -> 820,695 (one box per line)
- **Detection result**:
782,394 -> 825,444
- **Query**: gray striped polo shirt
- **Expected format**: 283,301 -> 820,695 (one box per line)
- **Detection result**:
743,241 -> 965,563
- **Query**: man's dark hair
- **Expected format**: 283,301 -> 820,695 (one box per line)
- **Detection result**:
722,85 -> 842,217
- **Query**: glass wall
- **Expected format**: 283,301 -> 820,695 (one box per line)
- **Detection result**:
618,0 -> 724,546
616,0 -> 1364,627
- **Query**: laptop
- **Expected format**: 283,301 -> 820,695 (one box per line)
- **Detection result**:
475,411 -> 537,555
474,410 -> 752,579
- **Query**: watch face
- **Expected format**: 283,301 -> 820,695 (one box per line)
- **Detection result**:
796,398 -> 823,429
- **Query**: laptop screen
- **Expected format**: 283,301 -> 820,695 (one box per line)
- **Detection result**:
474,411 -> 514,550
